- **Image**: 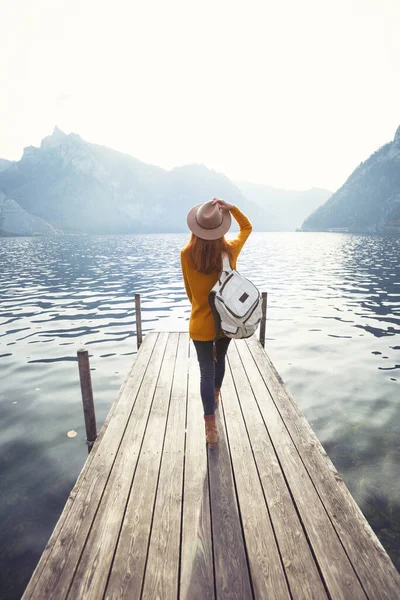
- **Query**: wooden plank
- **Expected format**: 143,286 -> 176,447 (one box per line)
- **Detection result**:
22,351 -> 141,600
102,332 -> 179,600
247,336 -> 400,600
208,405 -> 253,598
22,333 -> 158,600
141,332 -> 189,600
180,342 -> 214,600
222,352 -> 291,599
232,340 -> 352,599
68,332 -> 171,600
185,339 -> 253,599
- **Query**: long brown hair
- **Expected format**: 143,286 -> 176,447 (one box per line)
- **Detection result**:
186,233 -> 233,274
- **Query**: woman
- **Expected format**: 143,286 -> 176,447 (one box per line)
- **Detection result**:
180,198 -> 252,447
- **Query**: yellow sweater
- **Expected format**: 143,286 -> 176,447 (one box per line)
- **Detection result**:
180,206 -> 252,341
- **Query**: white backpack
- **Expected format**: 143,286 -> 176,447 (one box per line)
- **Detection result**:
209,254 -> 262,339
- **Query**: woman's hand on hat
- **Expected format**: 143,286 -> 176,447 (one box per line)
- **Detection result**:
212,198 -> 233,212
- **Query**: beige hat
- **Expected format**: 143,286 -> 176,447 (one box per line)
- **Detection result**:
187,200 -> 232,240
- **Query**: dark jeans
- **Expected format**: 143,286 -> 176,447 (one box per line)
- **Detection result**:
193,337 -> 232,415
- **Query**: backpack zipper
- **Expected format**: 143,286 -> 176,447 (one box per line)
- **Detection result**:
216,295 -> 258,319
219,273 -> 234,294
243,300 -> 261,323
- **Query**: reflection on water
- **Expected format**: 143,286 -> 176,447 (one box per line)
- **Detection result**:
0,232 -> 399,598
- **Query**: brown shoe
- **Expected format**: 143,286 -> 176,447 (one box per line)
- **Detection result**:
214,388 -> 220,409
204,414 -> 219,448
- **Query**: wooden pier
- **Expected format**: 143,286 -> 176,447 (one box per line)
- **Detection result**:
22,332 -> 400,599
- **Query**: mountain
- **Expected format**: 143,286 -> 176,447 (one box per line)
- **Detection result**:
0,191 -> 56,236
302,126 -> 400,233
236,182 -> 332,231
0,128 -> 272,235
0,158 -> 12,172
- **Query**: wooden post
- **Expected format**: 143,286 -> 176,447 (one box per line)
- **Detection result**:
135,293 -> 143,349
77,349 -> 97,450
259,292 -> 268,348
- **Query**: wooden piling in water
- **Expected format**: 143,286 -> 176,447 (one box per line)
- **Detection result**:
77,349 -> 97,450
259,291 -> 268,347
135,293 -> 143,349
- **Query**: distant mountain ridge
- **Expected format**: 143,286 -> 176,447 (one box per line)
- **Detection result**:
236,182 -> 332,232
0,158 -> 12,172
302,126 -> 400,233
0,191 -> 56,236
0,128 -> 275,235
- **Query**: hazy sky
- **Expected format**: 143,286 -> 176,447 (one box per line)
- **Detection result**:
1,0 -> 399,191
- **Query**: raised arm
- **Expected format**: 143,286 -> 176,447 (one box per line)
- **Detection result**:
211,198 -> 252,256
229,205 -> 252,253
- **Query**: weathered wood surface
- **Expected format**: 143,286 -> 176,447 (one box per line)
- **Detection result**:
141,333 -> 188,599
228,341 -> 329,600
222,352 -> 291,599
22,333 -> 400,600
246,336 -> 400,600
179,343 -> 214,599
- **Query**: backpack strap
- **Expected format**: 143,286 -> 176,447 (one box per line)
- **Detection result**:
208,290 -> 221,361
208,254 -> 230,360
222,253 -> 232,273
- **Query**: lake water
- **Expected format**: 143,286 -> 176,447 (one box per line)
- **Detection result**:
0,231 -> 399,599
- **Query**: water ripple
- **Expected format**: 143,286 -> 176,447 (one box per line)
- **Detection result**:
0,231 -> 400,597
